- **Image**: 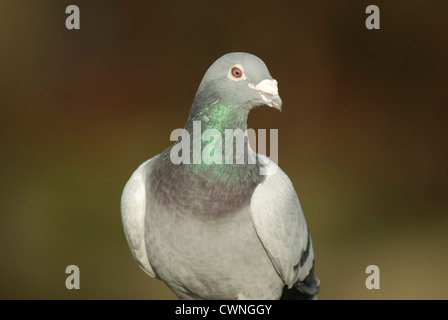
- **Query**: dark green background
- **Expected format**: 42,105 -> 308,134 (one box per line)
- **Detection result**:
1,0 -> 447,299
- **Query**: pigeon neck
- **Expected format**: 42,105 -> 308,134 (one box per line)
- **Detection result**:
152,100 -> 265,217
183,99 -> 254,170
186,99 -> 250,132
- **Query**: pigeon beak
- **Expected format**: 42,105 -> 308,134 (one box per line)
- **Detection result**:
248,79 -> 283,112
266,94 -> 283,112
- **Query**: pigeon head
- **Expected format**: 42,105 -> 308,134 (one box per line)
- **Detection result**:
189,52 -> 282,128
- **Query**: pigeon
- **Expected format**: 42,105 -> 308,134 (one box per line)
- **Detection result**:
121,52 -> 319,300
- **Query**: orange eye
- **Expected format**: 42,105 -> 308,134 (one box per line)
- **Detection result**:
231,67 -> 242,78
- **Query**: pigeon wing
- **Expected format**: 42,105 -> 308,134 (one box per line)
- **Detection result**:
121,156 -> 158,278
250,155 -> 315,288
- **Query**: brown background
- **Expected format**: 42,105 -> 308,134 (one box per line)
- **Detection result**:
0,0 -> 447,299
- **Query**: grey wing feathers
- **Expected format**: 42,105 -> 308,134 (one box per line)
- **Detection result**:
250,155 -> 315,288
121,157 -> 157,278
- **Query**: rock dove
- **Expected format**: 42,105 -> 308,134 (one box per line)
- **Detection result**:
121,52 -> 319,300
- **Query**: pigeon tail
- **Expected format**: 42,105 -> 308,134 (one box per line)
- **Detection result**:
280,268 -> 320,300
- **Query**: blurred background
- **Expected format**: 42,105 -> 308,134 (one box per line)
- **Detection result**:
0,0 -> 447,299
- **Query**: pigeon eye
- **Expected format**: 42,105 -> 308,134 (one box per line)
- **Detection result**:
231,67 -> 243,78
227,64 -> 246,81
